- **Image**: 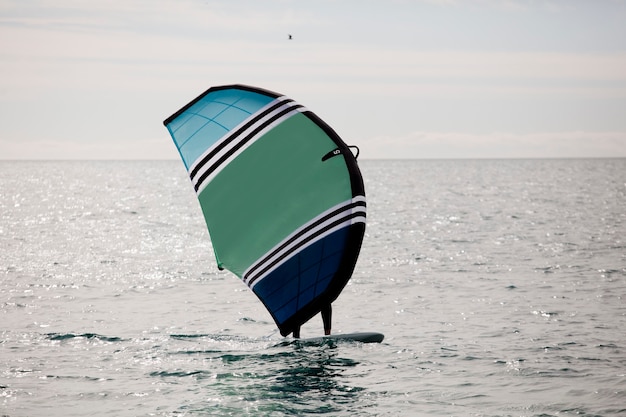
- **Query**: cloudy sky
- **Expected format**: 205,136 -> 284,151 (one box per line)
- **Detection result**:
1,0 -> 625,159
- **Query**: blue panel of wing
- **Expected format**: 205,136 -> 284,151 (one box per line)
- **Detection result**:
166,89 -> 275,169
252,227 -> 349,325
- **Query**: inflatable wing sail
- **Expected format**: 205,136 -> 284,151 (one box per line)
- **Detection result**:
163,85 -> 365,336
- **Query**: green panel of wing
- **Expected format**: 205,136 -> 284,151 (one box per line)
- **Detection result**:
198,113 -> 351,277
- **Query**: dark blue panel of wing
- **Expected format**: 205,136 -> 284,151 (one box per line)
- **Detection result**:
252,227 -> 349,325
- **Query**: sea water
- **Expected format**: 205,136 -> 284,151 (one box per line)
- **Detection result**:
1,159 -> 625,417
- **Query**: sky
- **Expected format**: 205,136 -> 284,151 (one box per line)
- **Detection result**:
1,0 -> 626,160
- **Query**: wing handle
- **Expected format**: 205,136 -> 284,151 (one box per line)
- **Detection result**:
321,145 -> 360,161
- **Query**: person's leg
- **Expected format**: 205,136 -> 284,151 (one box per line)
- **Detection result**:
293,326 -> 300,339
321,305 -> 332,335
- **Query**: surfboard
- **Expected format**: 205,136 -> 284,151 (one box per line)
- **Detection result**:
298,332 -> 384,344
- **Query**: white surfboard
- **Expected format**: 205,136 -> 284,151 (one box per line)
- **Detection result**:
298,332 -> 384,344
